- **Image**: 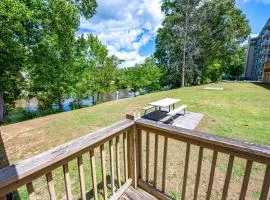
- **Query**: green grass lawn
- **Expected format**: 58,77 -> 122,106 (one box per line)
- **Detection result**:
1,82 -> 270,199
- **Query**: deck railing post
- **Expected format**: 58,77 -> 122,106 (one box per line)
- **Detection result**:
126,112 -> 140,188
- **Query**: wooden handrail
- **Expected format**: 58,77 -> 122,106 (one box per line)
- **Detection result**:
1,115 -> 270,200
0,119 -> 134,196
136,118 -> 270,164
135,118 -> 270,200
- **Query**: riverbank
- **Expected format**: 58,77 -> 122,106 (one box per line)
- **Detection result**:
1,82 -> 269,165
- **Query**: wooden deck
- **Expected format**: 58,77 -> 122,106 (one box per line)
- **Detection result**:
120,187 -> 157,200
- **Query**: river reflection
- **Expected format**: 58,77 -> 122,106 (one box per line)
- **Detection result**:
16,89 -> 141,112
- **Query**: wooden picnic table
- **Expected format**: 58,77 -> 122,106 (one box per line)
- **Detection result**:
149,98 -> 180,111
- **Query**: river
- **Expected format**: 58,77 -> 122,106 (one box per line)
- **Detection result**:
16,89 -> 141,112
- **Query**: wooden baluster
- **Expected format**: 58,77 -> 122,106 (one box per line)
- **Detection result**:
77,156 -> 86,200
154,134 -> 159,187
127,128 -> 137,187
221,155 -> 234,200
206,151 -> 218,200
259,165 -> 270,200
109,140 -> 115,193
116,136 -> 121,187
138,129 -> 143,179
239,160 -> 253,200
181,143 -> 190,200
46,172 -> 56,200
26,182 -> 36,200
146,132 -> 150,182
123,132 -> 128,182
63,163 -> 73,200
193,147 -> 204,200
100,144 -> 108,199
162,137 -> 168,192
90,149 -> 98,200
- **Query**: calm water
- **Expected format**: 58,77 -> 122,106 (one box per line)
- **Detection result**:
18,89 -> 141,112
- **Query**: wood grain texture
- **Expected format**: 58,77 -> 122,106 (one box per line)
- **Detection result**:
137,130 -> 143,179
136,118 -> 270,164
109,140 -> 115,194
46,172 -> 56,200
193,147 -> 203,200
77,156 -> 86,200
63,163 -> 73,200
123,132 -> 128,182
127,128 -> 137,187
181,143 -> 190,200
100,144 -> 108,199
138,179 -> 171,200
239,160 -> 253,200
109,178 -> 132,200
26,182 -> 36,200
259,165 -> 270,200
221,155 -> 234,200
0,120 -> 134,196
206,151 -> 218,200
154,135 -> 159,187
146,132 -> 150,182
90,150 -> 98,200
162,137 -> 168,193
116,136 -> 121,187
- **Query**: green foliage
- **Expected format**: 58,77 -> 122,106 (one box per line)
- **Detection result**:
0,0 -> 97,121
155,0 -> 250,87
123,57 -> 162,95
71,34 -> 119,104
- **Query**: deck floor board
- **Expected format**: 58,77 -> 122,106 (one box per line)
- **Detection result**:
120,187 -> 157,200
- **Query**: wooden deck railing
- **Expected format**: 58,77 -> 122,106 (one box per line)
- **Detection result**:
136,118 -> 270,200
0,118 -> 136,200
0,113 -> 269,200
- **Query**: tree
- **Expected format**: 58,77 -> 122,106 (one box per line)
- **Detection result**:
71,34 -> 119,105
155,0 -> 250,87
223,45 -> 247,80
0,0 -> 97,121
123,57 -> 162,96
0,0 -> 35,123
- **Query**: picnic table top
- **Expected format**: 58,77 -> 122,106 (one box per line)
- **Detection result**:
149,98 -> 180,108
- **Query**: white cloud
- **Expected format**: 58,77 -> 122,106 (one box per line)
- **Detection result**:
79,0 -> 164,67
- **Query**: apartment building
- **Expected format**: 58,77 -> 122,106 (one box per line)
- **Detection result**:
244,18 -> 270,83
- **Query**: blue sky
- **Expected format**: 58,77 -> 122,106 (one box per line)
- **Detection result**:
79,0 -> 270,67
236,0 -> 270,36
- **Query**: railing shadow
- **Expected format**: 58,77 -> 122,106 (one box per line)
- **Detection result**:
0,132 -> 18,200
85,175 -> 119,200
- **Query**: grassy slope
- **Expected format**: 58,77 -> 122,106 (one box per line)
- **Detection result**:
1,82 -> 269,165
1,82 -> 270,200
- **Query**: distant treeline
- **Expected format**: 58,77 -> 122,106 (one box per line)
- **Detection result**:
0,0 -> 250,123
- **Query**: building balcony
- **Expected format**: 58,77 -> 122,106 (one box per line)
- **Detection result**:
261,40 -> 270,47
263,30 -> 270,38
260,49 -> 270,55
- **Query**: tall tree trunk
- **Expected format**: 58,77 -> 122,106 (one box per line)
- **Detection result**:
182,37 -> 187,87
96,92 -> 100,103
181,0 -> 189,88
57,97 -> 63,111
0,88 -> 5,124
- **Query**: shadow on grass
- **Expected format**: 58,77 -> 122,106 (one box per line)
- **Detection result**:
142,110 -> 182,124
0,132 -> 18,200
252,82 -> 270,90
86,174 -> 123,199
